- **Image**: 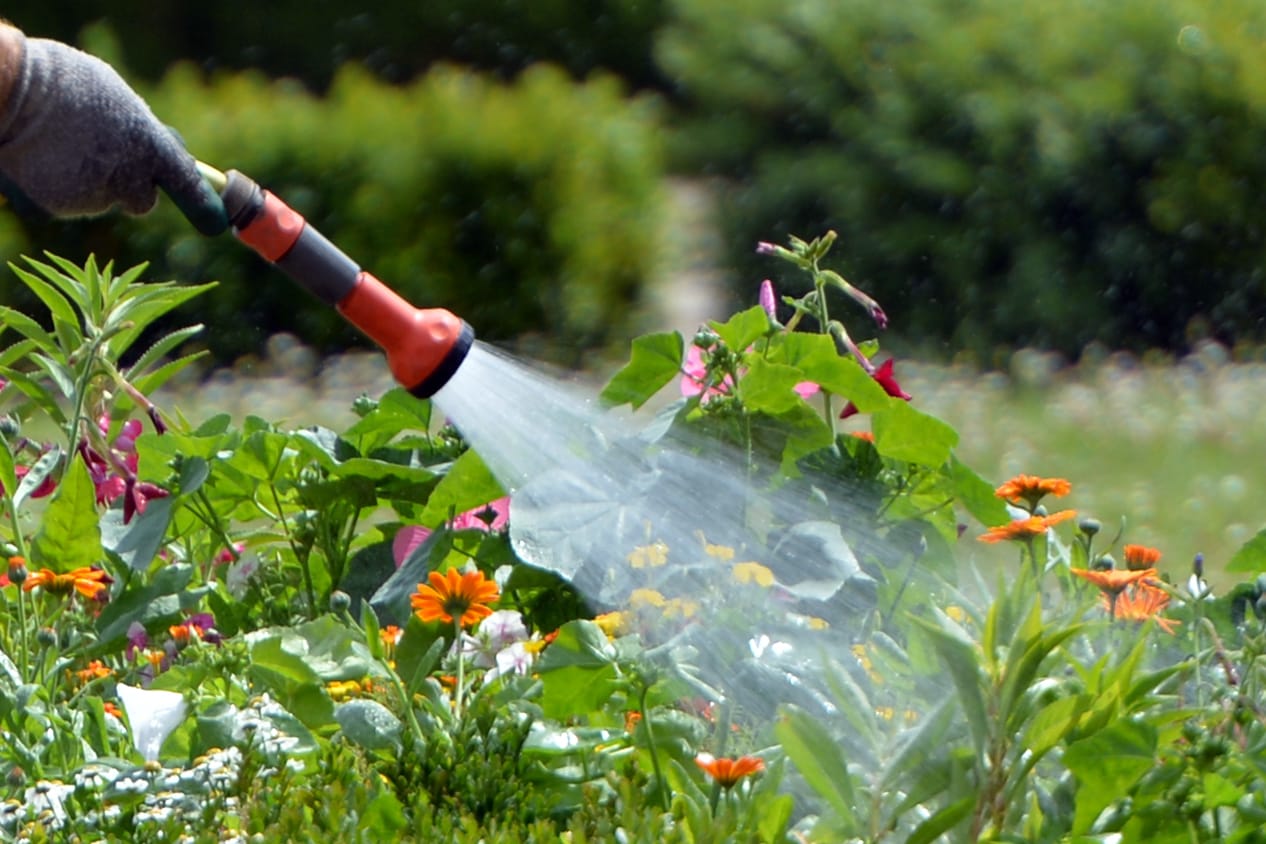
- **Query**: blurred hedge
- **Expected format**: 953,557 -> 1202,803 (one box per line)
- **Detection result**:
658,0 -> 1266,358
8,2 -> 669,90
0,63 -> 665,367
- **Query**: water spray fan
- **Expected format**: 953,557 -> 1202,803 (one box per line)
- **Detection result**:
197,162 -> 474,397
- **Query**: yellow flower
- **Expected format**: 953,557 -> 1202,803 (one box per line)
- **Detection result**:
410,568 -> 500,628
629,588 -> 666,609
945,605 -> 967,624
593,611 -> 628,638
327,680 -> 366,702
875,706 -> 895,721
806,616 -> 830,631
663,598 -> 700,620
732,561 -> 775,587
627,541 -> 669,569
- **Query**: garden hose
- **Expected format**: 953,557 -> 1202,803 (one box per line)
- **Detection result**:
196,162 -> 474,398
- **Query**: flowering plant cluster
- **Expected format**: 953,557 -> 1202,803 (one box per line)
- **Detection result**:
0,249 -> 1264,843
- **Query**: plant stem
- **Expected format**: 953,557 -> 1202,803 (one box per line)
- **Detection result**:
639,684 -> 671,810
453,619 -> 466,720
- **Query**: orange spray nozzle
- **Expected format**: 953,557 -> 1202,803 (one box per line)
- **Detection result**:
218,169 -> 472,397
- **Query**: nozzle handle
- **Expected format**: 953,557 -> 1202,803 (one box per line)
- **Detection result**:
218,169 -> 473,397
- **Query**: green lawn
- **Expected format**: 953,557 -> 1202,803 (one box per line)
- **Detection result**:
902,343 -> 1266,592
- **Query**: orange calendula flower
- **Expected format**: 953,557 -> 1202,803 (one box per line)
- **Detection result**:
22,566 -> 111,599
1122,544 -> 1162,571
695,753 -> 766,788
978,510 -> 1076,544
380,625 -> 403,658
410,567 -> 500,628
1106,581 -> 1179,634
102,701 -> 123,719
994,475 -> 1072,510
1072,567 -> 1157,595
74,660 -> 112,684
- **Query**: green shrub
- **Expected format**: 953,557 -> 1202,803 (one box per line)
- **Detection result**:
659,0 -> 1266,358
1,62 -> 665,367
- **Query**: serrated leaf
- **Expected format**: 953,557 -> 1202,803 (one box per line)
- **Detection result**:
600,331 -> 685,409
30,457 -> 99,572
711,306 -> 769,352
124,324 -> 205,381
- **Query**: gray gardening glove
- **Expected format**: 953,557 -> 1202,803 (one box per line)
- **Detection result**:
0,35 -> 226,235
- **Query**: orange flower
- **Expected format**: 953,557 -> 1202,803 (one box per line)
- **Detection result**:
22,566 -> 111,599
1122,544 -> 1162,571
1071,567 -> 1157,595
978,510 -> 1076,544
169,624 -> 198,646
1106,581 -> 1179,634
380,625 -> 403,658
103,701 -> 123,719
74,660 -> 112,684
410,567 -> 500,628
695,753 -> 766,788
994,475 -> 1072,510
625,710 -> 642,733
850,431 -> 875,443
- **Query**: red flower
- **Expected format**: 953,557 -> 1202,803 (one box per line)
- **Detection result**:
840,359 -> 912,419
695,753 -> 765,788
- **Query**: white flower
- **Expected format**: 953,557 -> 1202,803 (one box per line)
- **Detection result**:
117,684 -> 188,762
483,642 -> 534,684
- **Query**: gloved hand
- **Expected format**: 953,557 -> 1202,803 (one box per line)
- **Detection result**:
0,31 -> 226,235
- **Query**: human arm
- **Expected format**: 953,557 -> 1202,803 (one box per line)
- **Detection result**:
0,23 -> 225,234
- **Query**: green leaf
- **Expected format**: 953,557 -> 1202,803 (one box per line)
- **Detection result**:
11,262 -> 82,346
419,449 -> 504,528
1063,718 -> 1158,833
0,367 -> 65,424
910,611 -> 989,752
247,633 -> 336,730
1226,528 -> 1266,573
711,305 -> 769,352
600,331 -> 685,408
336,699 -> 402,754
742,358 -> 808,415
30,457 -> 100,573
124,324 -> 205,379
775,705 -> 860,835
0,305 -> 58,353
779,333 -> 887,410
358,789 -> 407,837
872,401 -> 959,467
93,565 -> 204,652
906,796 -> 974,844
0,437 -> 16,504
536,620 -> 620,719
101,495 -> 174,571
949,456 -> 1011,528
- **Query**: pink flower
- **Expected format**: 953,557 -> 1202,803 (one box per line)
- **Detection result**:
840,358 -> 912,419
680,345 -> 734,401
391,497 -> 513,567
6,464 -> 57,499
759,280 -> 778,320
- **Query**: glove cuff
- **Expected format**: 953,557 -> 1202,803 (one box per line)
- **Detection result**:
0,25 -> 27,144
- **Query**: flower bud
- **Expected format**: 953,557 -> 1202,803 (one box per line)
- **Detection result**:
0,416 -> 18,438
692,328 -> 719,350
352,394 -> 378,417
1093,554 -> 1115,572
5,766 -> 23,789
329,591 -> 351,613
7,556 -> 26,585
1078,518 -> 1101,537
36,627 -> 57,648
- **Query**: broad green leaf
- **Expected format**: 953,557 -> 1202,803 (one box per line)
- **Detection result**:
358,789 -> 408,837
872,401 -> 959,467
101,495 -> 174,571
949,456 -> 1011,528
418,449 -> 504,528
537,620 -> 617,670
1063,718 -> 1157,833
536,620 -> 620,719
742,358 -> 808,415
910,611 -> 989,752
775,705 -> 860,835
711,305 -> 769,352
30,456 -> 99,572
236,429 -> 294,482
247,633 -> 336,730
779,333 -> 888,411
600,331 -> 684,408
1226,528 -> 1266,573
336,699 -> 402,754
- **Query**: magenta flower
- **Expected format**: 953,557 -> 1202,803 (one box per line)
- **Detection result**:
126,621 -> 149,660
840,358 -> 912,419
7,464 -> 57,499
